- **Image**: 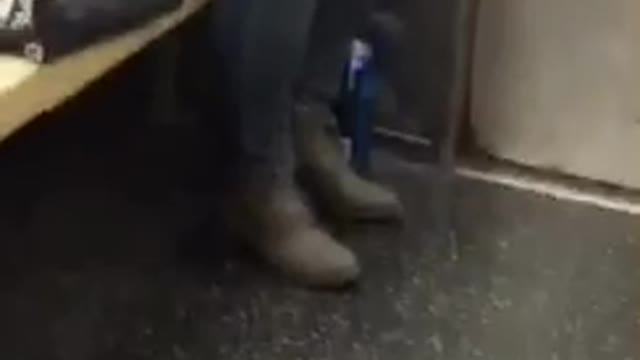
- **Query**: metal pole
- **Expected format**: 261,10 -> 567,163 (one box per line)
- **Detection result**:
437,0 -> 480,261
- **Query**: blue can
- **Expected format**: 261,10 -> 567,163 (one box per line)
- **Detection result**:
337,39 -> 381,174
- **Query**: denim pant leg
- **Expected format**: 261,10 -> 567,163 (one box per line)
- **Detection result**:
213,0 -> 317,186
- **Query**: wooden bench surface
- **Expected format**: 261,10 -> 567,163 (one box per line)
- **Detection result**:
0,0 -> 209,142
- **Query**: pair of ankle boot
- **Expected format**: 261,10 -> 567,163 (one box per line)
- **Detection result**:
229,105 -> 402,288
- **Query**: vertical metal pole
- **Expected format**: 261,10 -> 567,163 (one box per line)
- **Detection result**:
437,0 -> 479,261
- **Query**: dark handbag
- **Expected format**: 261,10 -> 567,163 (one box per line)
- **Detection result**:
0,0 -> 182,63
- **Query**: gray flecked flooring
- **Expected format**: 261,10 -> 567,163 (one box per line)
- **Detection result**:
0,73 -> 639,360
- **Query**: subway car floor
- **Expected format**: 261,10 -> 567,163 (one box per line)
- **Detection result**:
0,94 -> 639,360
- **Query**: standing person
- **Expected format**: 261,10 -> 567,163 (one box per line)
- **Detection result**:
214,0 -> 402,288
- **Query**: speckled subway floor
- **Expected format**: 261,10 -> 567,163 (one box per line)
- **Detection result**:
0,94 -> 639,360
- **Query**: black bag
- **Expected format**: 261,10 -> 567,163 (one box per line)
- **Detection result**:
0,0 -> 183,63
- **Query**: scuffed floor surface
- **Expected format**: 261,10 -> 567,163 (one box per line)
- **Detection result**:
0,107 -> 638,360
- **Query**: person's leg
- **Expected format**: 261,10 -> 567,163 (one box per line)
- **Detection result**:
294,0 -> 403,221
213,0 -> 359,287
215,0 -> 315,181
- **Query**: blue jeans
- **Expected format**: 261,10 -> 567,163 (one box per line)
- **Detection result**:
213,0 -> 371,187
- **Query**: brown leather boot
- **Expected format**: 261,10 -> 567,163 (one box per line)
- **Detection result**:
229,183 -> 360,288
294,104 -> 403,221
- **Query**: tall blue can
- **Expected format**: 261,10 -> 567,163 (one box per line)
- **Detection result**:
336,39 -> 381,174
